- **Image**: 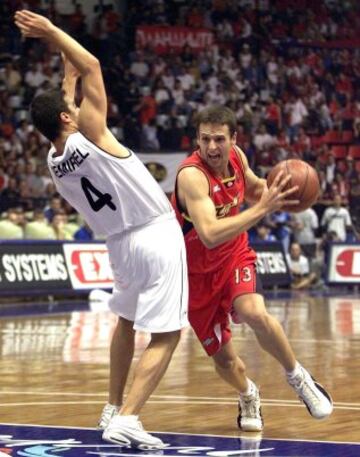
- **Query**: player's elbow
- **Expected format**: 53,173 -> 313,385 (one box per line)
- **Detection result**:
199,229 -> 219,249
83,57 -> 101,75
202,237 -> 217,249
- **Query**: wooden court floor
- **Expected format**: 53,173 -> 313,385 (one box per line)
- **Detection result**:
0,293 -> 359,444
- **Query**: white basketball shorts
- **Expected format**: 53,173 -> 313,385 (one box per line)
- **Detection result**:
106,212 -> 189,333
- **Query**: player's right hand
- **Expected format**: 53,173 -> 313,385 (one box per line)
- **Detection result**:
14,10 -> 55,39
257,171 -> 299,213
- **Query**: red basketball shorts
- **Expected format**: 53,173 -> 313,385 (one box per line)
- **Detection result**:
188,260 -> 262,356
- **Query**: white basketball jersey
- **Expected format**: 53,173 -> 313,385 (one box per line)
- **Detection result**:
47,132 -> 173,236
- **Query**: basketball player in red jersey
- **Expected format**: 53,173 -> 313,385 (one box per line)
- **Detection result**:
172,106 -> 333,431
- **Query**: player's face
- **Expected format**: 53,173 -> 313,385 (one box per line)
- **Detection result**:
197,123 -> 236,174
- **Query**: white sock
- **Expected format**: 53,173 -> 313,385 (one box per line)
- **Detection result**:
240,378 -> 256,397
286,361 -> 302,378
107,402 -> 120,409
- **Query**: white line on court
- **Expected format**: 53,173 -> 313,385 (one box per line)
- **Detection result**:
0,399 -> 358,411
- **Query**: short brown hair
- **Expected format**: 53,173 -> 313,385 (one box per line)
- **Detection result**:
30,89 -> 69,142
195,105 -> 237,136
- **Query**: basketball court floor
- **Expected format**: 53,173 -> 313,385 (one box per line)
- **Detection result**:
0,290 -> 359,456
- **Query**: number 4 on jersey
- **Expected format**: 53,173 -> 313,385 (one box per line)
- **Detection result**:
81,177 -> 116,212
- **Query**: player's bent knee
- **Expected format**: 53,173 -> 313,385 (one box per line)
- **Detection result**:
213,355 -> 245,373
241,309 -> 271,330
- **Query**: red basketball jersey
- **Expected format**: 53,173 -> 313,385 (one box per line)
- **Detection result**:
171,148 -> 256,274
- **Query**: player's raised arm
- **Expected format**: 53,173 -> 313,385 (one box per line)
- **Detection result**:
61,52 -> 80,104
14,9 -> 106,141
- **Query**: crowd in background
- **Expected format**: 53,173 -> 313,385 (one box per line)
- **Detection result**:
0,0 -> 360,287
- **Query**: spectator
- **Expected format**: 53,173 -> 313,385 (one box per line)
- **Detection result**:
292,208 -> 319,258
265,97 -> 282,134
285,95 -> 308,141
348,173 -> 360,234
286,242 -> 318,290
324,153 -> 336,186
0,177 -> 19,212
321,194 -> 354,241
74,221 -> 94,241
266,210 -> 292,251
137,87 -> 157,126
51,211 -> 73,241
24,208 -> 55,239
253,124 -> 275,152
141,119 -> 160,151
0,61 -> 21,93
251,223 -> 277,243
0,207 -> 24,239
44,196 -> 63,222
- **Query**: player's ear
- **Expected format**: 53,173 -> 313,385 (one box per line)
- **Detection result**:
60,111 -> 72,123
231,132 -> 237,145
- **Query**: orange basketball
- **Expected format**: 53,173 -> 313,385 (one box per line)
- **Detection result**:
266,159 -> 320,212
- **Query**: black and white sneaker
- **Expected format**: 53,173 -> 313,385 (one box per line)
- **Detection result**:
237,385 -> 263,432
287,366 -> 333,419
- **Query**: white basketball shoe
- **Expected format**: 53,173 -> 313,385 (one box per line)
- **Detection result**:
103,415 -> 166,449
287,365 -> 333,419
238,383 -> 263,432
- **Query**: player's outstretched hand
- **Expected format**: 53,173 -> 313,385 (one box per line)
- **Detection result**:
258,171 -> 299,213
14,10 -> 54,38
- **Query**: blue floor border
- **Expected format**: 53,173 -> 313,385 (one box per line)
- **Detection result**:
0,423 -> 359,457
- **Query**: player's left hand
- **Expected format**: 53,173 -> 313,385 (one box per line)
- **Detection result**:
14,10 -> 55,38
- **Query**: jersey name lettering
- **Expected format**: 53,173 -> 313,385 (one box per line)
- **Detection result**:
52,148 -> 90,178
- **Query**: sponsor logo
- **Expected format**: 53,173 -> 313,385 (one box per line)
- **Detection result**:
1,253 -> 68,283
215,196 -> 239,218
202,337 -> 214,347
328,245 -> 360,283
335,249 -> 360,277
145,162 -> 167,183
63,244 -> 113,290
136,26 -> 214,55
256,252 -> 287,274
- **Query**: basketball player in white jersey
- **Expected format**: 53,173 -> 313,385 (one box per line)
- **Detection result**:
15,10 -> 188,449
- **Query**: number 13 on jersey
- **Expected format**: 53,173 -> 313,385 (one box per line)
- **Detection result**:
234,266 -> 252,284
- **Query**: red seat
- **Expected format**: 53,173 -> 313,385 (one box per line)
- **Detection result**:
310,135 -> 323,148
330,145 -> 347,159
349,145 -> 360,159
342,131 -> 354,143
323,130 -> 342,144
355,160 -> 360,172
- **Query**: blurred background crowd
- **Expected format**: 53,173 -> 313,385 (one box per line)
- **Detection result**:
0,0 -> 359,288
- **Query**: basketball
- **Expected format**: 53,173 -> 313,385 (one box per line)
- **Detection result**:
266,159 -> 320,212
